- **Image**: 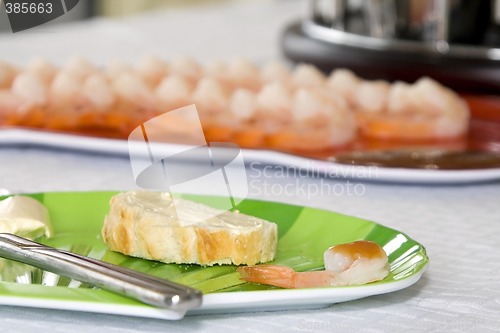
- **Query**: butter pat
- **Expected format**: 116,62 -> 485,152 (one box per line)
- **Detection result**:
0,196 -> 52,240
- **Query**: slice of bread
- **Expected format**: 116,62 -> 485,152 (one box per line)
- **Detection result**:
102,191 -> 278,266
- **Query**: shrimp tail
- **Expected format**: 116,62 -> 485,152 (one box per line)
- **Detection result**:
237,265 -> 338,289
237,264 -> 297,288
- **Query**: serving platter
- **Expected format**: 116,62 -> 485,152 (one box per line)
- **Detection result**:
2,128 -> 500,184
0,191 -> 428,320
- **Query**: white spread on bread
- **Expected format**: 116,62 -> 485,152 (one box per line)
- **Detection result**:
102,191 -> 278,266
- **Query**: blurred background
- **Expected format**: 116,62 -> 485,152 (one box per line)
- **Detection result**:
2,0 -> 500,93
0,0 -> 242,31
0,0 -> 300,71
0,0 -> 498,114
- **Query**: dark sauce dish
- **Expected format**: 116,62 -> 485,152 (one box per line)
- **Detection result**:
330,149 -> 500,170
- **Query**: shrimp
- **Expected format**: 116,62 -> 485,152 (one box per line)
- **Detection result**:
327,69 -> 361,107
82,73 -> 115,109
11,72 -> 47,106
292,64 -> 326,89
292,88 -> 330,125
49,71 -> 83,105
266,88 -> 356,151
261,60 -> 291,85
255,81 -> 292,125
354,80 -> 391,113
358,77 -> 469,140
26,58 -> 56,85
63,57 -> 96,81
227,58 -> 261,91
192,77 -> 228,115
7,72 -> 47,126
0,61 -> 19,89
205,87 -> 258,142
169,56 -> 202,84
136,54 -> 169,86
204,60 -> 226,78
237,240 -> 389,288
106,60 -> 133,80
112,72 -> 155,109
230,88 -> 257,121
411,77 -> 468,118
0,90 -> 24,117
386,81 -> 413,114
155,75 -> 193,111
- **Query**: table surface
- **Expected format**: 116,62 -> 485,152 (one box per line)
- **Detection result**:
1,1 -> 500,332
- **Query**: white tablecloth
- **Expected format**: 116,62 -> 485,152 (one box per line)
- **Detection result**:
1,1 -> 500,332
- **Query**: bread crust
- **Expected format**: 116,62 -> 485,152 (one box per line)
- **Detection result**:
102,191 -> 278,266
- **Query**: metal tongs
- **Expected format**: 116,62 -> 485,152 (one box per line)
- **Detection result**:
0,233 -> 203,314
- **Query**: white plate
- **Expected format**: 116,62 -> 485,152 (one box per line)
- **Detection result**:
2,128 -> 500,184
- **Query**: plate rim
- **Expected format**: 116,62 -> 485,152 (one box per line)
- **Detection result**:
0,263 -> 428,319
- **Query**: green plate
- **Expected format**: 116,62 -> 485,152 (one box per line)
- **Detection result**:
0,191 -> 428,319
